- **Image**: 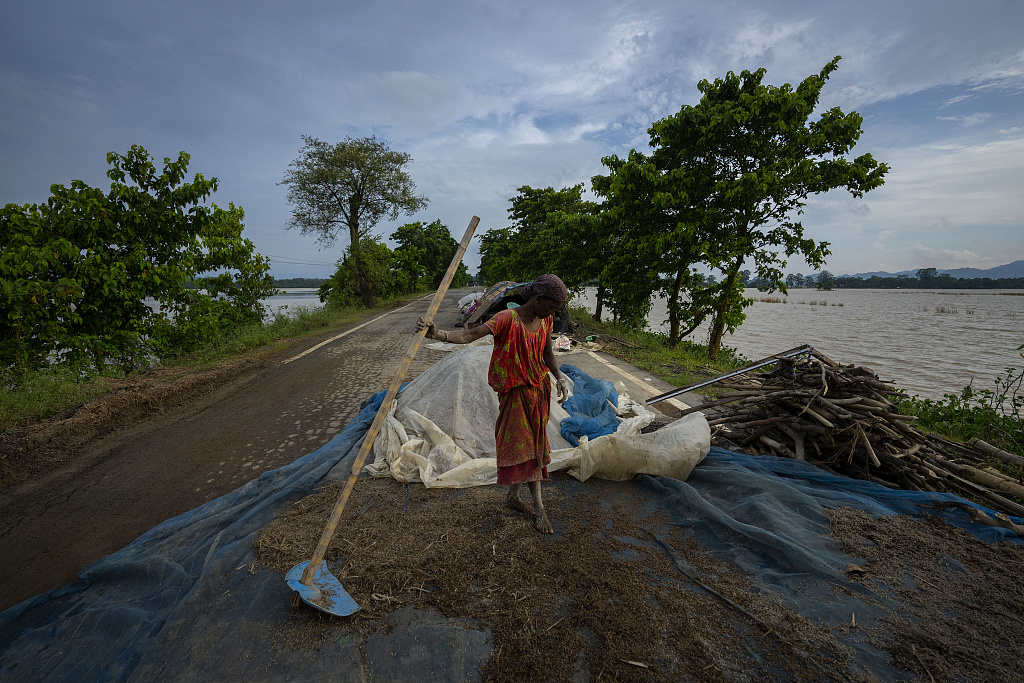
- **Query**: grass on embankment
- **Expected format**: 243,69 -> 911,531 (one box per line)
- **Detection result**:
566,305 -> 749,395
0,294 -> 424,432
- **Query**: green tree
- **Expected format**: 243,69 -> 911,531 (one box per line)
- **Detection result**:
280,135 -> 428,307
916,267 -> 939,288
477,227 -> 518,286
505,184 -> 591,281
0,146 -> 275,370
816,270 -> 836,290
544,209 -> 622,321
318,236 -> 397,307
600,56 -> 887,356
390,220 -> 469,292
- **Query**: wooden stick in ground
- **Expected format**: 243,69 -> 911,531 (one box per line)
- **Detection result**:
295,216 -> 480,593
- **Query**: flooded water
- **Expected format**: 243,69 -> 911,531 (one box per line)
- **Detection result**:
263,288 -> 323,319
571,288 -> 1024,400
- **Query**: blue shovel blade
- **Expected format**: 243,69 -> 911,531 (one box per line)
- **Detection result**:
286,560 -> 361,617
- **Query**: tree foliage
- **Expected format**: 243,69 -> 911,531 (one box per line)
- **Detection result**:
597,56 -> 888,355
280,135 -> 428,307
318,220 -> 468,307
816,270 -> 836,290
390,220 -> 469,292
0,146 -> 275,370
318,236 -> 398,308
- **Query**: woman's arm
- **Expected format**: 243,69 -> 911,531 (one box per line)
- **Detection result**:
417,318 -> 492,344
543,332 -> 560,378
543,331 -> 570,402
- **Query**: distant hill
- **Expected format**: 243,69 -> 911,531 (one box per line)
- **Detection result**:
846,260 -> 1024,280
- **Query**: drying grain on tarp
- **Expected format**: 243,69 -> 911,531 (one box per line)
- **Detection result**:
826,506 -> 1024,683
255,475 -> 863,682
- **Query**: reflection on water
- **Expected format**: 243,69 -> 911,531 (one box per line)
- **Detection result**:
571,288 -> 1024,400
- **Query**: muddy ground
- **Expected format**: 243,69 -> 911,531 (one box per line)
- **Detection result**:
0,289 -> 472,612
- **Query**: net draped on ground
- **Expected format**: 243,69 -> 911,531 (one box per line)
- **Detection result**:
1,357 -> 1021,682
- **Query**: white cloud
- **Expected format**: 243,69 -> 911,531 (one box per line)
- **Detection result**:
941,94 -> 973,107
936,113 -> 993,127
910,247 -> 997,269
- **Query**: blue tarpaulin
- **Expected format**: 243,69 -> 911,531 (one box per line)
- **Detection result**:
1,369 -> 1021,682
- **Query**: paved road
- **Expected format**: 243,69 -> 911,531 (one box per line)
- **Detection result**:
0,289 -> 475,612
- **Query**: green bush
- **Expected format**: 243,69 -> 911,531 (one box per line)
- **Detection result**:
1,146 -> 275,372
898,366 -> 1024,456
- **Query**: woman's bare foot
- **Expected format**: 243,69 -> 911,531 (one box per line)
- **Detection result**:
506,495 -> 535,517
533,510 -> 554,534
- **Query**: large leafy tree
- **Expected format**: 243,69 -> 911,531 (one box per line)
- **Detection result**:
593,154 -> 705,340
600,56 -> 888,356
390,219 -> 470,291
0,146 -> 275,370
477,184 -> 597,287
280,135 -> 428,307
504,184 -> 591,282
318,236 -> 398,307
476,227 -> 518,285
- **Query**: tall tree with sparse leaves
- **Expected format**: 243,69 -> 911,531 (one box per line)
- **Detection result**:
280,135 -> 428,307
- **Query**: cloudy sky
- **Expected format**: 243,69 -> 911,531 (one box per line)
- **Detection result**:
2,0 -> 1022,279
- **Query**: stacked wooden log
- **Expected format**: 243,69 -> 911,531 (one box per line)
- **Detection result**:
693,351 -> 1024,519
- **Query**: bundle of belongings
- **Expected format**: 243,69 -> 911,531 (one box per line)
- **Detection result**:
365,345 -> 710,487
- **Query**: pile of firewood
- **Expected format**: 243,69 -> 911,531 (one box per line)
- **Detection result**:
690,351 -> 1024,520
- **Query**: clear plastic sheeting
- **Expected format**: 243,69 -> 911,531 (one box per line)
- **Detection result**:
364,346 -> 710,487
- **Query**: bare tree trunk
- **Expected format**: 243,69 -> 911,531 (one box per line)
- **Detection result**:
348,222 -> 375,308
668,269 -> 684,348
594,284 -> 606,322
708,256 -> 744,358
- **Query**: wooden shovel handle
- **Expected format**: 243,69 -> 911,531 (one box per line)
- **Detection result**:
299,216 -> 480,586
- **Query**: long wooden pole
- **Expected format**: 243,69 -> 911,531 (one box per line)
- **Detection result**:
646,345 -> 814,405
297,216 -> 480,588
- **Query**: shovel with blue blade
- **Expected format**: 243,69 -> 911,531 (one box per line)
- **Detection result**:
287,217 -> 479,617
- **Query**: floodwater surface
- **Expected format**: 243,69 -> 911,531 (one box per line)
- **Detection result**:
263,288 -> 323,318
572,288 -> 1024,401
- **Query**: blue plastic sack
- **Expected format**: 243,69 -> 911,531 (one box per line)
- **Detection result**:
558,363 -> 620,446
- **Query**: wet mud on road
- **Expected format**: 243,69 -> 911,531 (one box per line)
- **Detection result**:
0,289 -> 474,612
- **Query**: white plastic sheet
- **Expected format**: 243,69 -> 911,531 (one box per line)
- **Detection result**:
366,346 -> 710,487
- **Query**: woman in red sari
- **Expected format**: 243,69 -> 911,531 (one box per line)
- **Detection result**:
418,274 -> 569,533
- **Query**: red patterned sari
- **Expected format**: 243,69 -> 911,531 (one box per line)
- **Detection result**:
484,309 -> 553,484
